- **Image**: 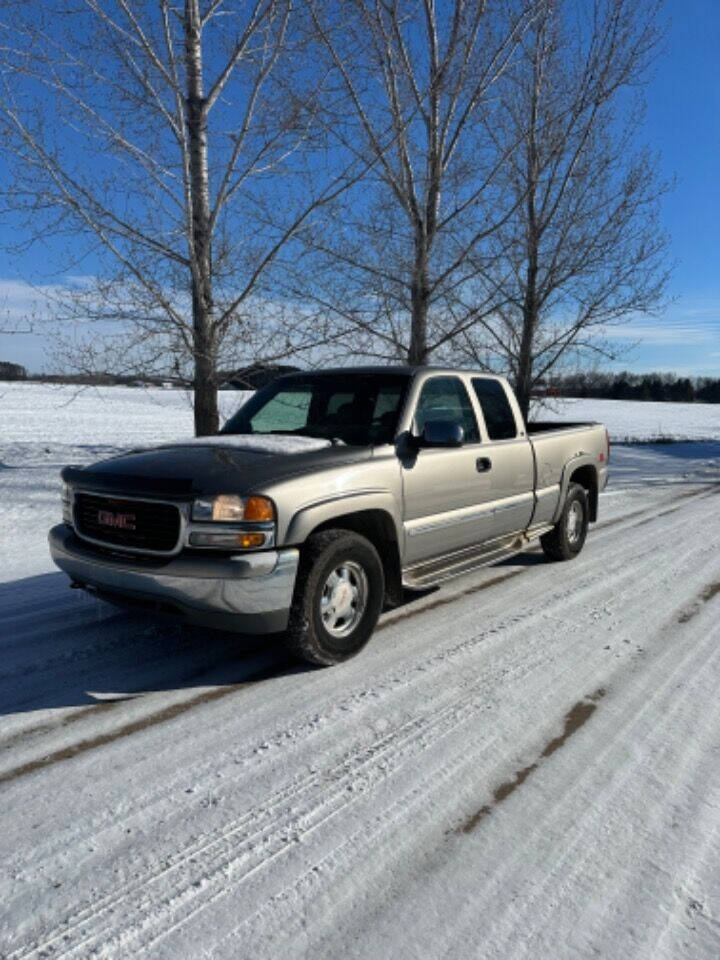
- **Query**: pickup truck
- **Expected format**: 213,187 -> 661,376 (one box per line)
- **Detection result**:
49,366 -> 609,665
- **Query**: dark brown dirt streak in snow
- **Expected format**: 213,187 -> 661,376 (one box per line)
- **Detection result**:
456,688 -> 607,834
0,700 -> 123,754
0,661 -> 287,788
0,646 -> 272,752
702,582 -> 720,603
629,487 -> 720,529
678,581 -> 720,624
597,483 -> 719,533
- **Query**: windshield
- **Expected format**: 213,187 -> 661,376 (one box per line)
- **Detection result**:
221,372 -> 410,446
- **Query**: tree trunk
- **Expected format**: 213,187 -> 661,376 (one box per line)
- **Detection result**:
185,0 -> 219,435
514,223 -> 540,420
408,233 -> 430,365
515,292 -> 536,423
191,280 -> 218,436
515,48 -> 542,426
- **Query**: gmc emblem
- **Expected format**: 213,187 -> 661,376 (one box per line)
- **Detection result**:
97,510 -> 136,531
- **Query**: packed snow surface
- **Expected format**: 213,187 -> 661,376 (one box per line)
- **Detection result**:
1,381 -> 720,959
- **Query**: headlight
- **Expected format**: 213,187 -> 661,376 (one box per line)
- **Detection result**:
191,495 -> 274,523
61,482 -> 73,524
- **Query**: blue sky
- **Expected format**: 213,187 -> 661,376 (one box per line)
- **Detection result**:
1,0 -> 719,377
620,0 -> 720,377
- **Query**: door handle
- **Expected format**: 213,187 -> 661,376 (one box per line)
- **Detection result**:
476,457 -> 492,473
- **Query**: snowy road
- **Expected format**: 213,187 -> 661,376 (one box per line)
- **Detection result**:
2,444 -> 720,957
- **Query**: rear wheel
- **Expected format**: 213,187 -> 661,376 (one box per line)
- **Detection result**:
285,529 -> 385,666
540,482 -> 589,561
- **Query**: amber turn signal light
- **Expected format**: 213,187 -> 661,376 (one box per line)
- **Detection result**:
237,532 -> 266,549
243,496 -> 274,522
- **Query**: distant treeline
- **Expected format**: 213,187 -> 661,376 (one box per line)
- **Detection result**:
0,362 -> 299,388
0,367 -> 176,387
542,372 -> 720,404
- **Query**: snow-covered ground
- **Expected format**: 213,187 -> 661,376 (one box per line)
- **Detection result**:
0,382 -> 251,446
533,394 -> 720,442
1,383 -> 720,959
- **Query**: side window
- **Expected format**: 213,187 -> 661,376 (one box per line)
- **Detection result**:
414,377 -> 479,443
249,389 -> 311,433
471,378 -> 517,440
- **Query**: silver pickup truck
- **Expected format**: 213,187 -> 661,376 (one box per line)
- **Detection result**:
49,366 -> 609,665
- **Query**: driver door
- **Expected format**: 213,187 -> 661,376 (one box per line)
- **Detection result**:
401,376 -> 496,565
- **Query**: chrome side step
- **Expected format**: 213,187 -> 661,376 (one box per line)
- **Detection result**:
401,524 -> 554,590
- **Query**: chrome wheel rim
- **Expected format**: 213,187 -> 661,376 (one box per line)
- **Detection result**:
320,561 -> 368,638
566,500 -> 584,544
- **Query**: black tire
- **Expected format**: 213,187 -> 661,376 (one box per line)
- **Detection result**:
285,529 -> 385,666
540,482 -> 589,561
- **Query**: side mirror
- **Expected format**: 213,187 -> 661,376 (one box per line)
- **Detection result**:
421,419 -> 465,448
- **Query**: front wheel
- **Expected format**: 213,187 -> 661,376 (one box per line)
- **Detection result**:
285,530 -> 385,666
540,482 -> 589,561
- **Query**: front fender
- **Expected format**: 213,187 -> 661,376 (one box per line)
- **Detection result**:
282,489 -> 402,547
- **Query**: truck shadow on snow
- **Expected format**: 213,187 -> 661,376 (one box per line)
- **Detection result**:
0,571 -> 441,718
0,571 -> 311,716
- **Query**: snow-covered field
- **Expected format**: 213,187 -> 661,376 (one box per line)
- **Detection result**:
0,382 -> 252,446
1,383 -> 720,959
533,394 -> 720,442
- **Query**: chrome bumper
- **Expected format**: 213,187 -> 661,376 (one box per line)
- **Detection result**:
48,524 -> 298,634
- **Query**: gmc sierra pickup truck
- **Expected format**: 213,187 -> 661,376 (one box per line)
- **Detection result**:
49,367 -> 609,665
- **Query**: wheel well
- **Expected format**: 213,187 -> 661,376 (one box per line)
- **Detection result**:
569,465 -> 598,521
310,509 -> 402,608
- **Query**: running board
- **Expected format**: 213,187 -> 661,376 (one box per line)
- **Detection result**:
401,524 -> 554,590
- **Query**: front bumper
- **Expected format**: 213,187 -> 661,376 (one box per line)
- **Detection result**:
48,524 -> 299,634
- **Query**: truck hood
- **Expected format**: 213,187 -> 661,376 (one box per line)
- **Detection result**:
61,434 -> 374,499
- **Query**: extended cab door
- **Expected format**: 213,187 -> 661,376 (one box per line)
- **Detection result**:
400,375 -> 499,565
468,377 -> 535,541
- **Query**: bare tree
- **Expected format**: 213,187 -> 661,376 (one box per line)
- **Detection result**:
0,1 -> 358,433
457,0 -> 669,419
296,0 -> 535,365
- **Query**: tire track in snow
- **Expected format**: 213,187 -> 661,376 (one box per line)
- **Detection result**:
448,605 -> 720,960
193,670 -> 623,959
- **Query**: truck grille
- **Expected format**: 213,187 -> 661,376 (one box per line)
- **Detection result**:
74,493 -> 181,554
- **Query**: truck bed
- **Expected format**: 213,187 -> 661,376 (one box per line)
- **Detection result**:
526,420 -> 599,435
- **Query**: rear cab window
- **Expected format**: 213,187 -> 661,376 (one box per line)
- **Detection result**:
471,378 -> 518,440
